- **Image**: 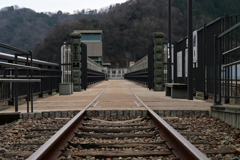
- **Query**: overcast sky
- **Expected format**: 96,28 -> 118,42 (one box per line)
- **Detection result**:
0,0 -> 128,14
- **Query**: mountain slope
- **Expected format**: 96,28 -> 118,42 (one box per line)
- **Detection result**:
0,6 -> 103,53
0,0 -> 239,67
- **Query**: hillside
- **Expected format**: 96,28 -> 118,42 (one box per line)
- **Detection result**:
0,0 -> 240,67
0,6 -> 104,53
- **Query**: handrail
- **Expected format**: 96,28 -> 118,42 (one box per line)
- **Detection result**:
87,57 -> 102,72
0,62 -> 41,70
0,79 -> 41,82
126,67 -> 148,74
222,60 -> 240,68
0,52 -> 59,67
0,42 -> 30,55
218,22 -> 240,38
0,43 -> 61,113
127,55 -> 148,73
222,46 -> 240,56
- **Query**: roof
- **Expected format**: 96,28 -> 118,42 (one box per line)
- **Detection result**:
74,30 -> 102,34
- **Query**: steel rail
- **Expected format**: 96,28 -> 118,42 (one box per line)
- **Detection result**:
0,75 -> 61,78
0,52 -> 59,67
126,86 -> 209,160
222,46 -> 240,56
27,82 -> 111,160
222,60 -> 240,68
0,42 -> 30,55
0,79 -> 41,83
218,22 -> 240,38
0,62 -> 41,70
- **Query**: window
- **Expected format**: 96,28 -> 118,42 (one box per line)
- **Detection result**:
81,33 -> 101,42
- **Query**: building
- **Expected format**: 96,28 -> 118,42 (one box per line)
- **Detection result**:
74,30 -> 103,65
108,68 -> 127,79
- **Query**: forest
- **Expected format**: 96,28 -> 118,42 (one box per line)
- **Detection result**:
0,0 -> 240,67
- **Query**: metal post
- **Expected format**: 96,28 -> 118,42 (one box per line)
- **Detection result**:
63,42 -> 65,83
226,16 -> 230,104
218,36 -> 222,105
14,53 -> 18,112
8,60 -> 14,106
26,55 -> 29,113
224,14 -> 229,103
203,25 -> 208,100
39,65 -> 43,98
30,51 -> 33,113
148,43 -> 154,90
187,0 -> 193,100
49,66 -> 52,95
214,35 -> 217,104
167,0 -> 172,83
67,44 -> 69,83
214,34 -> 221,105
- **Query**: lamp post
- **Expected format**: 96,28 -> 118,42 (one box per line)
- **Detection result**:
167,0 -> 172,83
187,0 -> 193,100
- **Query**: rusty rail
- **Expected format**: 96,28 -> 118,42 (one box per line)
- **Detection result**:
128,87 -> 209,160
27,83 -> 111,160
28,81 -> 208,160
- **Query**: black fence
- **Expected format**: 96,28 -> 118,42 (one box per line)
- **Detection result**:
80,43 -> 105,90
81,43 -> 88,90
124,44 -> 152,88
124,43 -> 168,90
124,68 -> 148,85
148,43 -> 154,89
173,14 -> 240,103
215,21 -> 240,104
87,69 -> 105,86
0,42 -> 61,112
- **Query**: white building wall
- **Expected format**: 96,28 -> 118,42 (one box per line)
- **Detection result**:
108,68 -> 127,79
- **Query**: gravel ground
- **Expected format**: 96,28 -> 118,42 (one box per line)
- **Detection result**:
165,116 -> 240,160
59,117 -> 175,160
0,116 -> 239,160
0,117 -> 70,160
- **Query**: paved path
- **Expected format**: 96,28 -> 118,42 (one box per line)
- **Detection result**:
0,80 -> 212,113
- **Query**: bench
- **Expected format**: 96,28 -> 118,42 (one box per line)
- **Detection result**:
165,83 -> 187,99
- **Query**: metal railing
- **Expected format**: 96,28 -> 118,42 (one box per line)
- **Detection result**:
0,42 -> 61,112
80,43 -> 105,90
214,22 -> 240,104
173,14 -> 240,102
124,55 -> 149,85
86,58 -> 105,86
60,42 -> 106,90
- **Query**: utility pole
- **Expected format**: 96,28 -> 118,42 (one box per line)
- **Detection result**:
188,0 -> 193,100
167,0 -> 172,83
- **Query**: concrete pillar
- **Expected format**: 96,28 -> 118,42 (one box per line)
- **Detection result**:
70,32 -> 82,92
153,32 -> 164,91
110,69 -> 112,78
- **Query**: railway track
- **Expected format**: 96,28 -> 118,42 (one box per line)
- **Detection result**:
27,82 -> 209,160
1,81 -> 239,159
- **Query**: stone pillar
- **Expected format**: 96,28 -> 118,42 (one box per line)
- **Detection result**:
110,69 -> 112,79
153,32 -> 164,91
70,32 -> 82,92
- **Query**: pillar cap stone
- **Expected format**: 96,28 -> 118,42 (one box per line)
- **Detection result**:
70,32 -> 82,38
153,32 -> 164,38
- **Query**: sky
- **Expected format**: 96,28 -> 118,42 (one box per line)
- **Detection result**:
0,0 -> 128,14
